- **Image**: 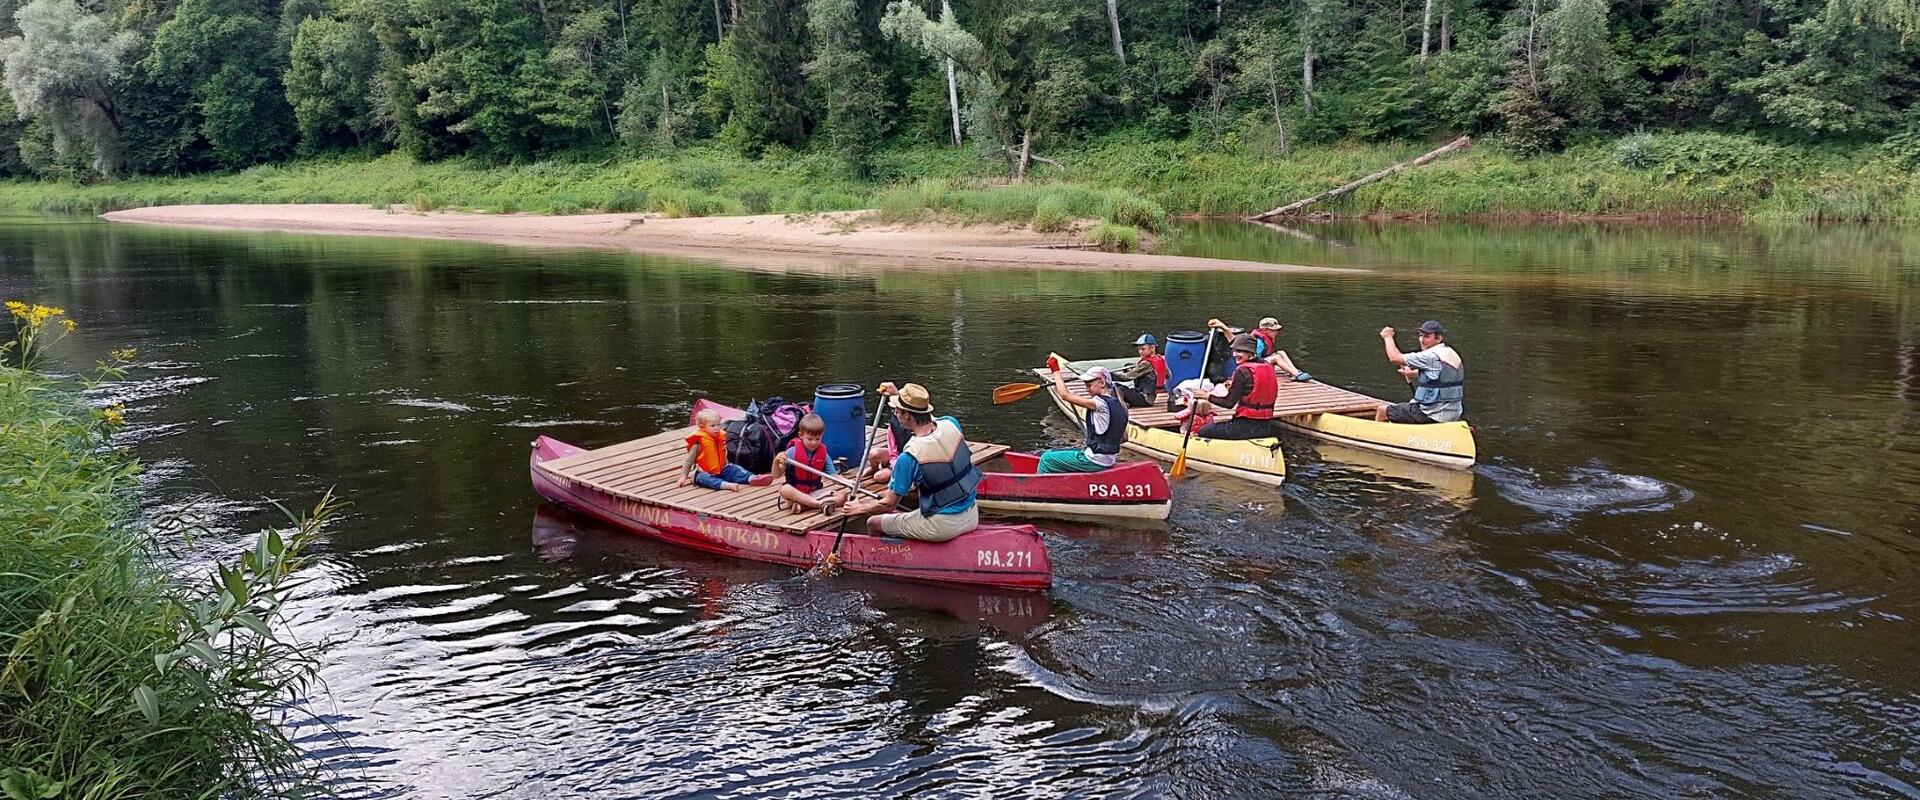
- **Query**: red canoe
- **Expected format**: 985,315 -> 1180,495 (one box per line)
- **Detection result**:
531,435 -> 1051,590
692,399 -> 1171,521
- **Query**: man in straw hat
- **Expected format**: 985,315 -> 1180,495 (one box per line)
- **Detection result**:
1037,364 -> 1128,473
844,383 -> 983,542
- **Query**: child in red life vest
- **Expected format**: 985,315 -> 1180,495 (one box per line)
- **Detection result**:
770,413 -> 846,514
678,409 -> 772,492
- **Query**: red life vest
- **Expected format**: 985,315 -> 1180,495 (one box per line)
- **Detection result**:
687,429 -> 727,473
786,441 -> 830,493
1145,354 -> 1169,388
1234,361 -> 1278,420
1251,328 -> 1277,357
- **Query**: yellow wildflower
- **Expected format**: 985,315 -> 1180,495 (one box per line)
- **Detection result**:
102,405 -> 125,426
62,319 -> 77,333
111,348 -> 137,363
5,300 -> 26,319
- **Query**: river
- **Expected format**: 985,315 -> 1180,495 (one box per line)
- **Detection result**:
3,214 -> 1915,798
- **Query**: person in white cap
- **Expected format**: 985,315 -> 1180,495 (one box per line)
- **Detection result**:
1038,363 -> 1129,473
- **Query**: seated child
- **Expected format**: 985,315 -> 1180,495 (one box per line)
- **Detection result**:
678,408 -> 773,492
771,414 -> 848,514
1171,379 -> 1224,434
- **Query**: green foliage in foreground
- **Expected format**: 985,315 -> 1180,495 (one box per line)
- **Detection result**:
0,358 -> 330,798
0,133 -> 1916,223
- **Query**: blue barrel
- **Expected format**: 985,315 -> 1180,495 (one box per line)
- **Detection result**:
813,383 -> 868,467
1165,331 -> 1208,388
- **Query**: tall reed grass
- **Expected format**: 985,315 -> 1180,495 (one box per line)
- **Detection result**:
2,306 -> 330,799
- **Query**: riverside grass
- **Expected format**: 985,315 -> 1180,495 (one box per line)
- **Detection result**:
0,133 -> 1915,224
1,343 -> 328,797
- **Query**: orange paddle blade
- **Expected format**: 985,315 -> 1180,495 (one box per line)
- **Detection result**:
1170,452 -> 1188,477
993,382 -> 1043,404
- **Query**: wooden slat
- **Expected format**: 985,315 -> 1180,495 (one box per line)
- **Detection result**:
540,435 -> 669,473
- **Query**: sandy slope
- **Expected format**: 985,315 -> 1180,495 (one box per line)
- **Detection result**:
100,205 -> 1354,273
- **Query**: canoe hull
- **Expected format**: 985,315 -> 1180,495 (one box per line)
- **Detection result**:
1039,376 -> 1286,486
976,454 -> 1170,520
1274,413 -> 1475,469
531,436 -> 1050,590
690,399 -> 1171,520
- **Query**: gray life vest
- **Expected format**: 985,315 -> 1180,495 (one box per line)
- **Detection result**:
1084,394 -> 1128,456
1413,354 -> 1465,405
908,419 -> 981,516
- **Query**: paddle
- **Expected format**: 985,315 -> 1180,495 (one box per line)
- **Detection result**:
786,459 -> 884,499
824,392 -> 890,572
993,382 -> 1042,404
1170,329 -> 1216,478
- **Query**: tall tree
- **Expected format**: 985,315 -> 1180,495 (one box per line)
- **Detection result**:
285,16 -> 382,151
0,0 -> 140,176
147,0 -> 298,167
804,0 -> 886,171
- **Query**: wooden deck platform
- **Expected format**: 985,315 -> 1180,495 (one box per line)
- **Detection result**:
535,426 -> 1011,533
1034,369 -> 1384,429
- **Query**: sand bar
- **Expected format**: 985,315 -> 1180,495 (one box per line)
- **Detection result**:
101,204 -> 1355,273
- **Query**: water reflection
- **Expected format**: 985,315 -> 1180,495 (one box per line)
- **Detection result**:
3,215 -> 1917,797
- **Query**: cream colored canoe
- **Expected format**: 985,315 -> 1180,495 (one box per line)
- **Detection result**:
1052,353 -> 1476,472
1037,355 -> 1286,486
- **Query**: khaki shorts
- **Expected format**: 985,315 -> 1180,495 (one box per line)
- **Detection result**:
876,505 -> 979,542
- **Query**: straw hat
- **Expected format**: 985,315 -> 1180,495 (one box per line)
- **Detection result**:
889,383 -> 934,414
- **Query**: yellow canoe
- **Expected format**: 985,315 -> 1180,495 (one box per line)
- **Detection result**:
1048,352 -> 1476,473
1037,354 -> 1287,486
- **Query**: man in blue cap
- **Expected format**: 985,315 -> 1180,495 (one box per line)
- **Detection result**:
1376,320 -> 1465,424
1112,333 -> 1169,408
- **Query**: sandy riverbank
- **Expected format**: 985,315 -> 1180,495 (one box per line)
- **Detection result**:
100,204 -> 1353,273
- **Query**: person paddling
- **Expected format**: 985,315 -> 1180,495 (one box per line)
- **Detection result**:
843,383 -> 982,542
1038,363 -> 1128,473
1376,320 -> 1465,424
1195,334 -> 1280,440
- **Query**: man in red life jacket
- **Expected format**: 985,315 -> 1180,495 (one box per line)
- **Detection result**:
1113,333 -> 1169,408
1195,334 -> 1280,440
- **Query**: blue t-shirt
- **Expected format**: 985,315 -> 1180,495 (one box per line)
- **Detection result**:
887,416 -> 975,515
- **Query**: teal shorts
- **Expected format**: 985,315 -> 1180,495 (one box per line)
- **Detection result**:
1036,449 -> 1109,474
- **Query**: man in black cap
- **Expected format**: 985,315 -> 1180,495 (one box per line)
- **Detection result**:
1376,320 -> 1465,424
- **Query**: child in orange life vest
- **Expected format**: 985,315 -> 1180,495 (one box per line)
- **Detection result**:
678,409 -> 773,492
770,414 -> 847,514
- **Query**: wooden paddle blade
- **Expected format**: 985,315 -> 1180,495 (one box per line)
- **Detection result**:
993,382 -> 1043,404
1170,452 -> 1188,477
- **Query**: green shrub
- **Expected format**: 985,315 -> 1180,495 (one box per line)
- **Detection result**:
1089,222 -> 1140,252
1030,195 -> 1072,232
1101,193 -> 1166,231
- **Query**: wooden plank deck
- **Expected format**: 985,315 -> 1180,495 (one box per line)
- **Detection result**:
1034,369 -> 1384,429
537,425 -> 1011,534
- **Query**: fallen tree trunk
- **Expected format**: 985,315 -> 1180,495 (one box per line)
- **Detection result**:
1248,135 -> 1472,221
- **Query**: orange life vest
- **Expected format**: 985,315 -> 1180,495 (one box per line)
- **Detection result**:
687,428 -> 727,473
1234,361 -> 1279,420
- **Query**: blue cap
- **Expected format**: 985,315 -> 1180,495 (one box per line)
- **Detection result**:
1133,334 -> 1157,346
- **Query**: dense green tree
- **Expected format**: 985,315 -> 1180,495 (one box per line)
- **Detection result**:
804,0 -> 886,171
147,0 -> 297,167
285,16 -> 382,151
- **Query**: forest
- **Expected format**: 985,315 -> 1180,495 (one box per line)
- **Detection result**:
0,0 -> 1915,186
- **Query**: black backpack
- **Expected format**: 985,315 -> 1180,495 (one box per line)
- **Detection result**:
723,397 -> 812,473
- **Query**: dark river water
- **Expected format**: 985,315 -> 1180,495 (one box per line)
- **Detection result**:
4,215 -> 1917,798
